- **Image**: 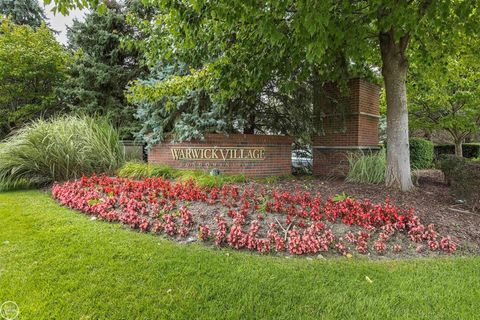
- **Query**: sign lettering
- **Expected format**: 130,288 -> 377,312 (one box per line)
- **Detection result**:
170,147 -> 266,161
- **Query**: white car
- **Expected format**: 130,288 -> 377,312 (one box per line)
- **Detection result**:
292,149 -> 312,170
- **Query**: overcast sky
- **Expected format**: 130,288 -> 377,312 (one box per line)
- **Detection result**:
42,1 -> 87,45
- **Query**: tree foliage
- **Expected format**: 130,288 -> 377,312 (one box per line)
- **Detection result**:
47,0 -> 480,190
0,0 -> 46,28
123,0 -> 479,190
0,18 -> 69,139
125,1 -> 377,147
58,1 -> 146,139
409,35 -> 480,157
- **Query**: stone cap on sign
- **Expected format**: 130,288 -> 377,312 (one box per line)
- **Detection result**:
163,133 -> 293,145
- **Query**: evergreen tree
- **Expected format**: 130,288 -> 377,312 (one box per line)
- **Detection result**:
59,0 -> 145,139
0,0 -> 46,28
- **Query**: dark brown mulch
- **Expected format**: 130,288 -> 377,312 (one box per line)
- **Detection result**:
251,169 -> 480,254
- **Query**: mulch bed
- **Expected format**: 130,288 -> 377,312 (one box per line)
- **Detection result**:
51,170 -> 479,259
266,169 -> 480,254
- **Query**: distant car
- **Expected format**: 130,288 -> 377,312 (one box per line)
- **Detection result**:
292,149 -> 312,171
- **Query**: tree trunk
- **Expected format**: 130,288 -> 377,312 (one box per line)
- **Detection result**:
243,112 -> 255,134
380,30 -> 414,191
454,139 -> 463,157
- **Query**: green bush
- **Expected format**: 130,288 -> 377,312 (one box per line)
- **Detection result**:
0,116 -> 124,189
117,162 -> 247,187
346,150 -> 386,184
434,143 -> 480,159
409,138 -> 434,169
437,155 -> 467,184
438,155 -> 480,212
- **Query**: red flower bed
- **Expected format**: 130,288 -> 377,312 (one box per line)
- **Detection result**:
52,175 -> 458,256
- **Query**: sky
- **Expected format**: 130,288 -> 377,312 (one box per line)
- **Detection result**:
42,1 -> 87,45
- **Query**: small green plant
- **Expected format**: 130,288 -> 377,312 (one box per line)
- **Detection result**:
0,179 -> 31,192
346,150 -> 386,184
0,116 -> 124,189
332,192 -> 353,202
255,174 -> 296,184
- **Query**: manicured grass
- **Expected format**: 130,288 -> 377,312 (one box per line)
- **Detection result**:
0,191 -> 479,319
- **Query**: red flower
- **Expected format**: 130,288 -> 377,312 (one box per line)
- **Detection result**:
51,175 -> 458,257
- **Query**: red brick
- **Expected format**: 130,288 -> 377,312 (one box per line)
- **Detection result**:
313,78 -> 380,176
148,134 -> 292,177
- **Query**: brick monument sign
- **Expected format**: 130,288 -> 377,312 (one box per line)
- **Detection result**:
148,134 -> 293,177
148,78 -> 380,178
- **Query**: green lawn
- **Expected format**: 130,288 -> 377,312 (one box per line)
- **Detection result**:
0,191 -> 479,319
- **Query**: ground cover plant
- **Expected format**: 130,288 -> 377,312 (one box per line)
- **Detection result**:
52,175 -> 458,257
0,115 -> 124,189
117,161 -> 247,187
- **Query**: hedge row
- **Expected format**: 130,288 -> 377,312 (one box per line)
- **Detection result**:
434,143 -> 480,159
408,139 -> 480,169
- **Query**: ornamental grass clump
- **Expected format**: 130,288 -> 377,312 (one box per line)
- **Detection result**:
346,150 -> 386,184
0,116 -> 124,188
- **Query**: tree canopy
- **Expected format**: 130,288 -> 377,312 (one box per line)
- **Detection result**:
0,18 -> 69,139
43,0 -> 480,190
409,34 -> 480,157
124,0 -> 479,190
0,0 -> 46,27
58,0 -> 146,139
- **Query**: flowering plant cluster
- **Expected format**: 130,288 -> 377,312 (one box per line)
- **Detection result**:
52,175 -> 458,256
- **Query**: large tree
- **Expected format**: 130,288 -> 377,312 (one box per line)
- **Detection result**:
0,18 -> 68,139
125,2 -> 375,147
58,0 -> 146,139
409,35 -> 480,157
48,0 -> 480,191
0,0 -> 46,27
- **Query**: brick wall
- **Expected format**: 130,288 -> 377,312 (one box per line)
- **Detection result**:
148,134 -> 293,177
313,78 -> 380,176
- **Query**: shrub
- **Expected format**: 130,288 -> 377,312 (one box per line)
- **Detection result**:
439,155 -> 480,212
409,138 -> 434,169
0,116 -> 124,189
117,161 -> 247,187
346,150 -> 386,184
437,155 -> 466,184
434,143 -> 480,159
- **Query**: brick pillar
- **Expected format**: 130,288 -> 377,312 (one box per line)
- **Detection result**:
312,78 -> 380,176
